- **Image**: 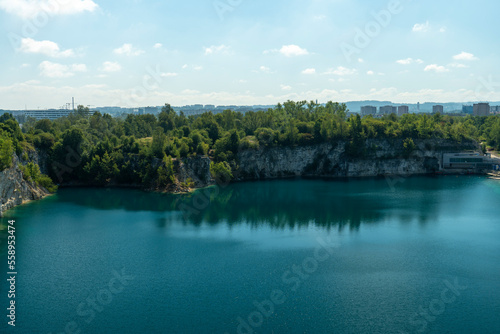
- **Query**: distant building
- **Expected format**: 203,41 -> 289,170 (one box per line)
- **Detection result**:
443,152 -> 500,170
432,105 -> 444,114
361,106 -> 377,116
490,106 -> 500,114
473,103 -> 490,116
398,106 -> 409,116
204,105 -> 216,110
379,105 -> 397,115
144,106 -> 159,115
25,109 -> 72,120
462,105 -> 473,114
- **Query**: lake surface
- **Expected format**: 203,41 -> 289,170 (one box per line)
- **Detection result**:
1,176 -> 500,334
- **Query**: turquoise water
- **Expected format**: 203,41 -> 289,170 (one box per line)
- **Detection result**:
1,176 -> 500,333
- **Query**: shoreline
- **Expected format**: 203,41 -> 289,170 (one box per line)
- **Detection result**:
1,171 -> 495,218
0,193 -> 54,219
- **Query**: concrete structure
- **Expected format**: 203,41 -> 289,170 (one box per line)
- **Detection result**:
398,106 -> 409,116
361,106 -> 377,116
25,109 -> 72,120
442,152 -> 500,170
473,103 -> 490,116
379,105 -> 397,115
490,106 -> 500,114
433,105 -> 444,114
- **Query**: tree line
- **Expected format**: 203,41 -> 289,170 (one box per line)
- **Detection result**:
1,101 -> 500,191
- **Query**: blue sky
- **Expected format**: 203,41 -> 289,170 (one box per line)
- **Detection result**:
1,0 -> 500,109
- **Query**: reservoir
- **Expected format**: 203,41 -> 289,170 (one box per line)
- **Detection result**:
1,176 -> 500,333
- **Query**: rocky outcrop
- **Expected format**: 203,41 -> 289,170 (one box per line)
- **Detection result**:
177,156 -> 213,188
0,155 -> 49,217
236,138 -> 480,180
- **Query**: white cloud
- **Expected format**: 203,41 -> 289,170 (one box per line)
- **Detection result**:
113,44 -> 144,56
313,15 -> 326,21
396,58 -> 424,65
100,61 -> 121,73
39,61 -> 87,78
302,68 -> 316,75
21,63 -> 31,68
424,64 -> 449,73
19,38 -> 74,58
182,89 -> 199,94
412,21 -> 430,32
193,65 -> 203,71
279,45 -> 309,57
182,64 -> 188,69
358,58 -> 364,63
324,66 -> 357,76
280,84 -> 292,91
161,72 -> 178,77
259,66 -> 272,73
0,0 -> 98,19
204,45 -> 231,55
453,52 -> 478,61
367,70 -> 374,75
440,27 -> 447,33
449,63 -> 468,68
153,43 -> 163,49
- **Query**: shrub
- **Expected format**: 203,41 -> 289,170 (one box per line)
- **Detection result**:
210,161 -> 233,183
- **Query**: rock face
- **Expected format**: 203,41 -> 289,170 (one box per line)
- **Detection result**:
0,155 -> 49,217
236,138 -> 480,180
177,156 -> 213,188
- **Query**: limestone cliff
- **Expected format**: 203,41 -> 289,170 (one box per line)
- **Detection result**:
0,155 -> 49,217
236,138 -> 480,180
177,156 -> 213,188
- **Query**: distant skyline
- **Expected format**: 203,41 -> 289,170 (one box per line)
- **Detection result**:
1,0 -> 500,109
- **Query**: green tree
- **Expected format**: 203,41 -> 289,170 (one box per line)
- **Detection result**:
210,161 -> 233,183
151,128 -> 166,158
0,137 -> 14,171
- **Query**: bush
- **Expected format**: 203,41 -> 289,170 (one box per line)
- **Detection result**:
403,138 -> 416,157
38,174 -> 58,193
210,161 -> 233,183
0,137 -> 13,171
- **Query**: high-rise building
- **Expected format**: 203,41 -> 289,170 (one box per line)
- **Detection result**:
24,109 -> 72,120
473,103 -> 490,116
379,105 -> 397,115
361,106 -> 377,116
398,106 -> 409,116
433,105 -> 444,114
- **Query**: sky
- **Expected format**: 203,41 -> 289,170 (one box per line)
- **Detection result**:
1,0 -> 500,109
